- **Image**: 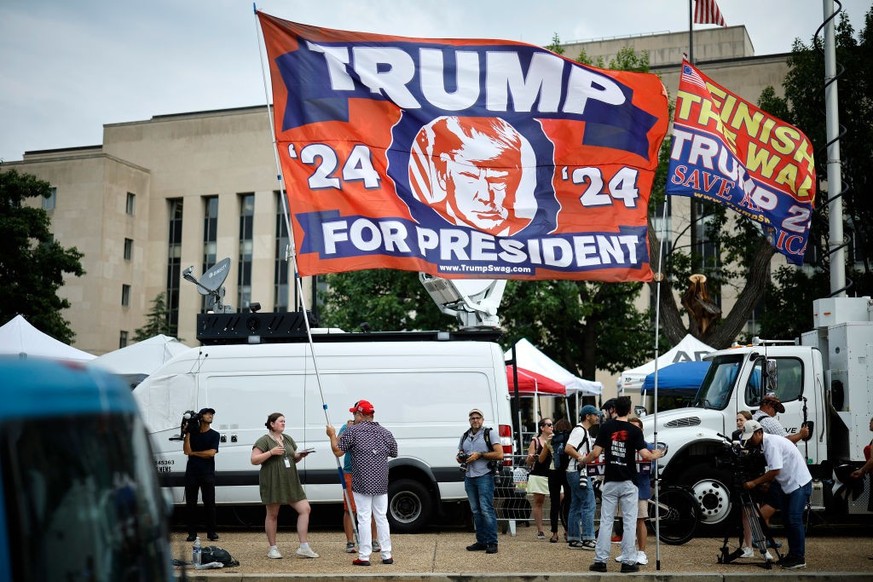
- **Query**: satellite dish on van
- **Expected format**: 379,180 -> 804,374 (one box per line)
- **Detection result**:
182,258 -> 233,312
197,258 -> 231,295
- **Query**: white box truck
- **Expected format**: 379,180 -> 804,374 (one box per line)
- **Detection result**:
133,336 -> 514,533
646,297 -> 873,531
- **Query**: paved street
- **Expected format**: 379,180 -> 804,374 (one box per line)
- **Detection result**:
172,525 -> 873,579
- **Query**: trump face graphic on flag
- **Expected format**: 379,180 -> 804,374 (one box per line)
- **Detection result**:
409,116 -> 537,236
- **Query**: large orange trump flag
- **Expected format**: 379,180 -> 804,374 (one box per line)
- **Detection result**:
258,12 -> 669,281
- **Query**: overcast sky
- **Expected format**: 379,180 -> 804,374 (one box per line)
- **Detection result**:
1,0 -> 869,163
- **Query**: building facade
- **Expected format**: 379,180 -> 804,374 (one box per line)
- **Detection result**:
5,26 -> 791,356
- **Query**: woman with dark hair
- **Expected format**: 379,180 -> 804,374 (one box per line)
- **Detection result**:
526,418 -> 554,539
546,418 -> 572,543
251,412 -> 318,560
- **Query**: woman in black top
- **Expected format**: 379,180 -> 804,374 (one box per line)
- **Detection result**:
526,418 -> 554,539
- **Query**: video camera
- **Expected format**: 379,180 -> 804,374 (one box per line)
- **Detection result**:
714,434 -> 766,489
180,410 -> 202,436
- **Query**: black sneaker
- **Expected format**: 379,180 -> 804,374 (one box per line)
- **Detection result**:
620,562 -> 640,573
466,542 -> 487,551
186,534 -> 197,542
382,557 -> 394,565
780,555 -> 806,570
589,562 -> 607,572
485,544 -> 498,554
207,533 -> 220,541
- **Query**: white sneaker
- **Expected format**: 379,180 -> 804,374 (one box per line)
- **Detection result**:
267,546 -> 282,559
764,550 -> 774,561
296,545 -> 320,559
637,551 -> 648,565
740,547 -> 754,558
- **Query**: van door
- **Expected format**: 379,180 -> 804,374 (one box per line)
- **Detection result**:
204,373 -> 306,503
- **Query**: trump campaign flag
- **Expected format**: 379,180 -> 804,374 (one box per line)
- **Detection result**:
257,12 -> 669,281
666,60 -> 815,264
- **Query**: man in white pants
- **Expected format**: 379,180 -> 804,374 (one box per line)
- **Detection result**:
327,399 -> 398,566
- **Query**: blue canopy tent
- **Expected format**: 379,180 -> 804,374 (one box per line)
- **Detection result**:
642,361 -> 711,405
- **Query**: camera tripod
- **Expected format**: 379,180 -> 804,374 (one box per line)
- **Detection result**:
717,488 -> 782,569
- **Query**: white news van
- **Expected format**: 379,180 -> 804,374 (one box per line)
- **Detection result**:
133,337 -> 514,533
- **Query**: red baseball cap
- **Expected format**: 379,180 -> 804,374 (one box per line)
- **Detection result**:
349,400 -> 375,415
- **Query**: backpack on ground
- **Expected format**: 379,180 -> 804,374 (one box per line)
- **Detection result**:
201,546 -> 240,567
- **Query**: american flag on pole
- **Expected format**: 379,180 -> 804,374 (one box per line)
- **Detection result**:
681,63 -> 707,89
694,0 -> 727,26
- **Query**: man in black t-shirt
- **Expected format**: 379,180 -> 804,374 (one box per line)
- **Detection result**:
579,397 -> 663,573
184,407 -> 220,542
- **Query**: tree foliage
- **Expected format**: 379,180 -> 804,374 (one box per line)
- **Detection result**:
134,292 -> 178,341
0,169 -> 84,343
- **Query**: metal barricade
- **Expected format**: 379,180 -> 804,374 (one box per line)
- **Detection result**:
494,454 -> 559,536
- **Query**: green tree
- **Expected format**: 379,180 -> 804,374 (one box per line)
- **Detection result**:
0,169 -> 84,343
133,292 -> 177,340
320,270 -> 448,332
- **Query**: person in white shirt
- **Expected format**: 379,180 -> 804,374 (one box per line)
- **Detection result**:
741,419 -> 812,570
564,404 -> 600,550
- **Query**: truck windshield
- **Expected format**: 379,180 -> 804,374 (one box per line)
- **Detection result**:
693,354 -> 744,410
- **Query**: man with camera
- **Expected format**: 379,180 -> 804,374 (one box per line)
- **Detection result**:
565,404 -> 600,550
741,419 -> 812,570
183,407 -> 220,542
458,408 -> 503,554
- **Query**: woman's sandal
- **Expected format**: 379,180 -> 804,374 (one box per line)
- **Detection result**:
549,533 -> 559,543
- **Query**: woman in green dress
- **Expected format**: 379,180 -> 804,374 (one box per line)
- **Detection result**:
251,412 -> 319,560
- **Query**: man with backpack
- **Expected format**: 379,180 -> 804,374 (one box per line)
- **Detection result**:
581,397 -> 664,573
458,408 -> 504,554
565,404 -> 601,550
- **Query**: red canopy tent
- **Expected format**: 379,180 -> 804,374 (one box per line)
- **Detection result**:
505,366 -> 567,396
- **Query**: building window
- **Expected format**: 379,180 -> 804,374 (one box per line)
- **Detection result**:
238,193 -> 254,312
43,187 -> 57,211
119,330 -> 129,349
166,199 -> 183,333
201,196 -> 219,312
121,284 -> 131,307
126,192 -> 136,216
123,238 -> 133,261
274,192 -> 290,312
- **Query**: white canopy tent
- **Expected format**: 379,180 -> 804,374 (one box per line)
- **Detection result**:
0,315 -> 95,361
90,334 -> 190,388
618,334 -> 714,393
505,338 -> 602,396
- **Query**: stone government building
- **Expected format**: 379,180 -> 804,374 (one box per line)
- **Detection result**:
5,26 -> 793,358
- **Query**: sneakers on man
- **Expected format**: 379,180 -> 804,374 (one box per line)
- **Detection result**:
207,533 -> 219,541
382,557 -> 394,565
485,544 -> 498,554
345,542 -> 356,554
740,546 -> 754,558
780,555 -> 806,569
373,541 -> 381,553
580,540 -> 596,550
267,546 -> 282,559
186,534 -> 197,542
637,551 -> 648,565
568,540 -> 585,549
352,558 -> 370,566
589,561 -> 607,572
466,542 -> 487,551
621,562 -> 640,573
296,545 -> 319,559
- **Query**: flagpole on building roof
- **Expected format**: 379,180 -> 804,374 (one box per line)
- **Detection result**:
688,0 -> 694,63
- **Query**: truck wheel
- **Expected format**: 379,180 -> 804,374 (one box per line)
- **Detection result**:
388,478 -> 433,533
680,465 -> 734,527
